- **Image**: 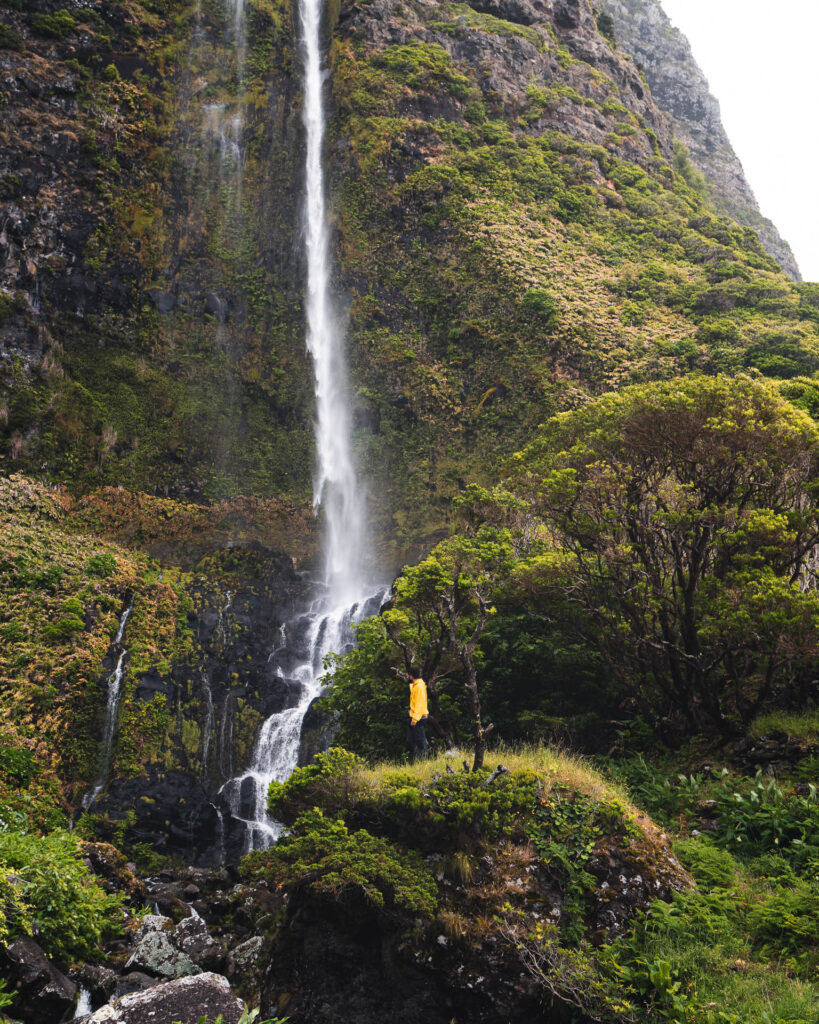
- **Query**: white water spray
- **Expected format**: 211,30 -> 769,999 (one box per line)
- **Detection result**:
220,0 -> 383,853
81,601 -> 133,811
300,0 -> 367,606
74,987 -> 92,1018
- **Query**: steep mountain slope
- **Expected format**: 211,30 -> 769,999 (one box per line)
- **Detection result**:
601,0 -> 801,279
329,0 -> 818,552
0,0 -> 314,503
1,0 -> 816,563
0,0 -> 818,846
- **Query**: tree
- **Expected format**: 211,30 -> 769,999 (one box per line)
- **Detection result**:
325,493 -> 518,768
509,375 -> 819,739
389,527 -> 515,769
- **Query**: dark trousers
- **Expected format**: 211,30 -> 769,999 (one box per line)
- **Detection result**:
407,719 -> 429,761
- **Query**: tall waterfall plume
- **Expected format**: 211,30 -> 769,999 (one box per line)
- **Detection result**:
219,0 -> 385,854
300,0 -> 368,608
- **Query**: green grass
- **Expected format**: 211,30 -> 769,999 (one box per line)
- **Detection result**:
749,711 -> 819,742
621,838 -> 819,1022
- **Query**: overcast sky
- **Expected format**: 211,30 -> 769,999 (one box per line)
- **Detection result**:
660,0 -> 819,282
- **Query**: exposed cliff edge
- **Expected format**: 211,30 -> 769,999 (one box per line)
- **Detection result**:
601,0 -> 802,280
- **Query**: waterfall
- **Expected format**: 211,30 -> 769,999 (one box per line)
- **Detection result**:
74,987 -> 92,1018
81,601 -> 133,811
300,0 -> 367,606
219,0 -> 384,853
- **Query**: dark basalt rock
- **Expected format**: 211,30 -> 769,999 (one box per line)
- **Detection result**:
71,964 -> 117,1009
1,937 -> 77,1024
261,892 -> 544,1024
297,696 -> 340,767
85,973 -> 244,1024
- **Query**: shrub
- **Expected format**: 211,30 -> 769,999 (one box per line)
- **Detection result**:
86,551 -> 117,577
244,808 -> 437,918
0,830 -> 123,961
43,596 -> 85,640
30,10 -> 76,39
0,621 -> 24,643
0,747 -> 36,787
0,23 -> 22,51
521,289 -> 559,329
596,11 -> 615,42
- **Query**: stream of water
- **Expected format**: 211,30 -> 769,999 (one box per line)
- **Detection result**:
81,600 -> 133,811
219,0 -> 382,852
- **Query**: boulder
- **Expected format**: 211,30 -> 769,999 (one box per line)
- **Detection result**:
86,973 -> 244,1024
172,913 -> 219,966
72,964 -> 117,1007
2,937 -> 77,1023
130,913 -> 173,943
114,973 -> 158,998
124,930 -> 201,980
80,842 -> 146,901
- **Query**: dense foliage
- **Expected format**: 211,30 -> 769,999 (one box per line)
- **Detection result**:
510,374 -> 819,738
326,376 -> 819,758
0,830 -> 123,962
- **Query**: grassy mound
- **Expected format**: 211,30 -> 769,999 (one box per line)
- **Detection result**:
244,747 -> 819,1023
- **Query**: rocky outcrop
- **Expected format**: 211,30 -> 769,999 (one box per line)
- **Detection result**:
79,973 -> 245,1024
340,0 -> 673,168
601,0 -> 801,279
0,0 -> 314,501
1,937 -> 77,1023
90,546 -> 311,864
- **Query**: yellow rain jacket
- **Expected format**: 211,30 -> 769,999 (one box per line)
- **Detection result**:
409,677 -> 429,725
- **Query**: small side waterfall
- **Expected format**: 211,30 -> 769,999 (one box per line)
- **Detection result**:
220,0 -> 384,852
81,600 -> 133,811
74,987 -> 92,1018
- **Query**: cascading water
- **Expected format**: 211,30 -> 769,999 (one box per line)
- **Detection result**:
220,0 -> 384,852
300,0 -> 368,604
73,988 -> 92,1019
81,600 -> 133,811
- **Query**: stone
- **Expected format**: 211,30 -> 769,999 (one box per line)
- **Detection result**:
230,935 -> 264,970
2,936 -> 77,1023
131,913 -> 172,944
80,842 -> 146,901
72,964 -> 117,1007
87,973 -> 244,1024
114,973 -> 158,998
172,913 -> 217,964
124,930 -> 201,980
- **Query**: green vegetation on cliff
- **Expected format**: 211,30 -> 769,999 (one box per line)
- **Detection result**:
247,748 -> 818,1023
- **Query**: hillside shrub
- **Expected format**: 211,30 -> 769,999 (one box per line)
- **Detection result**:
30,10 -> 76,39
0,23 -> 22,50
86,551 -> 117,577
0,830 -> 123,961
243,808 -> 437,918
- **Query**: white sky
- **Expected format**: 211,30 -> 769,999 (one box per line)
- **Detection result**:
660,0 -> 819,282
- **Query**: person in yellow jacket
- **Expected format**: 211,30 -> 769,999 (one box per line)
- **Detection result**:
406,674 -> 429,761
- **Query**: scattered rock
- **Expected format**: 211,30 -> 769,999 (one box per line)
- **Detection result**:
86,972 -> 244,1024
1,937 -> 77,1024
114,973 -> 158,998
124,930 -> 201,980
71,964 -> 117,1008
80,843 -> 147,901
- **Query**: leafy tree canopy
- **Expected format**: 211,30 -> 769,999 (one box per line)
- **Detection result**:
508,374 -> 819,738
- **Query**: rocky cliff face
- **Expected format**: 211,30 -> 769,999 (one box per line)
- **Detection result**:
0,0 -> 314,503
601,0 -> 801,280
